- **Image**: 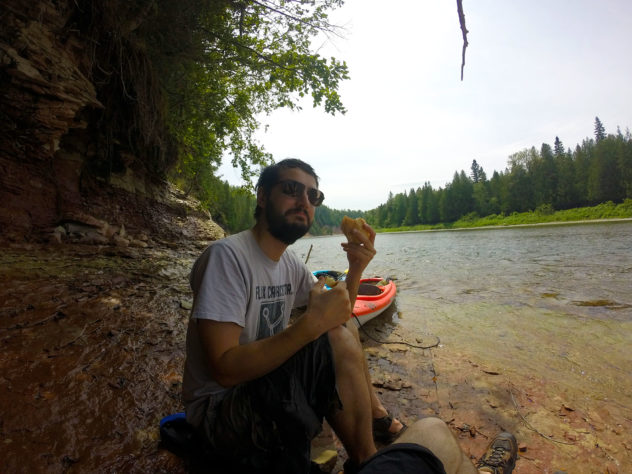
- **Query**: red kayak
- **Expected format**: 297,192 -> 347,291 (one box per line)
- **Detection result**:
353,278 -> 397,326
313,271 -> 397,326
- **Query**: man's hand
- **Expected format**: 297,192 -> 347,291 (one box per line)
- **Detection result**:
340,221 -> 376,308
303,278 -> 352,333
341,220 -> 376,276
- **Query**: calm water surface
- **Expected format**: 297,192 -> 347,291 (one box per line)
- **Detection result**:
293,221 -> 632,407
292,221 -> 632,322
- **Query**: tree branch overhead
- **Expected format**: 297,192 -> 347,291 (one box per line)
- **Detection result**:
456,0 -> 469,81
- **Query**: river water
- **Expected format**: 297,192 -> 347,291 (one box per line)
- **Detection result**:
291,221 -> 632,420
293,220 -> 632,322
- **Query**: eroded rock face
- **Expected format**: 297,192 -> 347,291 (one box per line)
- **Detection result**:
1,0 -> 215,244
1,1 -> 95,239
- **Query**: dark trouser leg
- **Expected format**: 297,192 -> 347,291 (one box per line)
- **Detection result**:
201,334 -> 339,474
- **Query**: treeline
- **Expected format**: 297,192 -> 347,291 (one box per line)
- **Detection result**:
312,207 -> 365,235
365,118 -> 632,228
211,182 -> 257,233
203,117 -> 631,235
170,170 -> 257,233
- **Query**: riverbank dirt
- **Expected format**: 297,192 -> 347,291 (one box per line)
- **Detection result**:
1,242 -> 629,473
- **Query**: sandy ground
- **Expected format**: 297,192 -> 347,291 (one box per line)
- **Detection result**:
1,242 -> 629,473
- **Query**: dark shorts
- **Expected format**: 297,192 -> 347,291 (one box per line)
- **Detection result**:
200,334 -> 340,474
355,443 -> 447,474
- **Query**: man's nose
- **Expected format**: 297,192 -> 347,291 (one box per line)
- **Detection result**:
295,188 -> 311,207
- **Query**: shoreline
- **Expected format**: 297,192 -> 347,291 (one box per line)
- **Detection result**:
378,217 -> 632,234
305,217 -> 632,239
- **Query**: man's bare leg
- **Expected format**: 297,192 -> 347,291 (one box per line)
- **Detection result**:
345,320 -> 405,434
326,325 -> 377,465
396,417 -> 478,474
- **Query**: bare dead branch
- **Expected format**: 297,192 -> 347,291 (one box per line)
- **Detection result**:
456,0 -> 468,80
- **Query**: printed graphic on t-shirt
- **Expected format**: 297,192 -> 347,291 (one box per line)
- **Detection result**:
257,301 -> 285,339
255,284 -> 292,300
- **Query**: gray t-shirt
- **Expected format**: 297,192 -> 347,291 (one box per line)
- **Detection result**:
182,230 -> 314,425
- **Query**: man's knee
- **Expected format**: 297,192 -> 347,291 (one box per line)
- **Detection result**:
411,417 -> 450,435
397,417 -> 473,474
327,325 -> 363,361
327,325 -> 362,354
397,417 -> 449,445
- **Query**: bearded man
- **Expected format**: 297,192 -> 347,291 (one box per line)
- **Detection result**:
182,159 -> 514,474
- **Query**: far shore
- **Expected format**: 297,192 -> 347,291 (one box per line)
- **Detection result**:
377,216 -> 632,234
307,217 -> 632,238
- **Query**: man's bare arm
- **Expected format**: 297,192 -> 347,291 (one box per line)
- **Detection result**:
199,280 -> 351,387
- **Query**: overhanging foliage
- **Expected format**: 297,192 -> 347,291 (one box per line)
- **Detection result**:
154,0 -> 350,191
71,0 -> 348,190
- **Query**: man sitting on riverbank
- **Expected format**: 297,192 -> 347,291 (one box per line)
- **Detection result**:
182,159 -> 405,472
180,158 -> 518,473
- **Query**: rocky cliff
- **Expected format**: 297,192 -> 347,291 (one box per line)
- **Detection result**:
0,0 -> 222,245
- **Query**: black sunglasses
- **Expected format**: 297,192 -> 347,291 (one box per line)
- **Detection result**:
276,179 -> 325,207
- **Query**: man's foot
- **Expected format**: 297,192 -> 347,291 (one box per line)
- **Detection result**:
372,415 -> 407,443
476,432 -> 518,474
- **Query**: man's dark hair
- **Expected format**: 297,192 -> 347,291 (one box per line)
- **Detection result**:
254,158 -> 320,219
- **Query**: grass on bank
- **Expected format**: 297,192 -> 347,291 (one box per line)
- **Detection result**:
377,199 -> 632,233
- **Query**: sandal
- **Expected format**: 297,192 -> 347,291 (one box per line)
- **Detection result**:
372,414 -> 407,443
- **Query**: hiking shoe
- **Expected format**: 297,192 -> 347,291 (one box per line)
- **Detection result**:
476,432 -> 518,474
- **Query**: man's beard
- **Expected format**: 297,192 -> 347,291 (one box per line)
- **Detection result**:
266,204 -> 311,245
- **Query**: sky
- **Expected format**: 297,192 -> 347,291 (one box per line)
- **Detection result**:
219,0 -> 632,211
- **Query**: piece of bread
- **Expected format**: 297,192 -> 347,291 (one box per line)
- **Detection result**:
341,216 -> 369,243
